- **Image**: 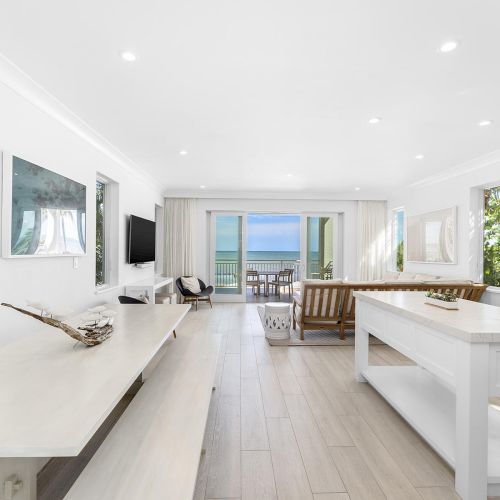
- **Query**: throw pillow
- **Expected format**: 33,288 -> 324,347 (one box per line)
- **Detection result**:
181,276 -> 201,293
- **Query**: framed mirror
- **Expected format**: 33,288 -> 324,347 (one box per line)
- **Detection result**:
406,206 -> 456,264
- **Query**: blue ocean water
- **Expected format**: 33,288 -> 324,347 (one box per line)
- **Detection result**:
216,250 -> 301,261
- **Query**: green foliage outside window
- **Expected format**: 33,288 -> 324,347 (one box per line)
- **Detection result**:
484,187 -> 500,287
96,181 -> 105,286
394,209 -> 405,272
396,240 -> 404,272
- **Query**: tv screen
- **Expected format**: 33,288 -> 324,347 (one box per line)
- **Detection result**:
128,215 -> 156,264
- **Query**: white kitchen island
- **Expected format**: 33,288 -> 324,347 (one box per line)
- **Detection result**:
354,291 -> 500,500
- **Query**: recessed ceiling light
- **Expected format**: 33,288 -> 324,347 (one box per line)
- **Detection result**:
368,117 -> 381,124
120,51 -> 137,62
200,185 -> 206,189
478,120 -> 492,127
439,40 -> 458,53
286,173 -> 293,178
414,154 -> 424,160
354,187 -> 361,191
179,150 -> 188,155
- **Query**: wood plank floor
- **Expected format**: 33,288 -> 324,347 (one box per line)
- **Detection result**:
192,303 -> 478,500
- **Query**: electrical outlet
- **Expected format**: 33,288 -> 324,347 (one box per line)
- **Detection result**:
4,475 -> 22,500
73,257 -> 79,269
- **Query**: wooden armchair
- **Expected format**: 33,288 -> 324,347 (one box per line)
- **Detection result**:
246,270 -> 262,295
270,269 -> 293,298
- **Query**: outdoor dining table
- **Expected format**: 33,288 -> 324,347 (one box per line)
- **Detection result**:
255,270 -> 279,297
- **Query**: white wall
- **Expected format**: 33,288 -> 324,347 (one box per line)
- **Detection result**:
193,197 -> 359,283
0,69 -> 164,346
387,151 -> 500,307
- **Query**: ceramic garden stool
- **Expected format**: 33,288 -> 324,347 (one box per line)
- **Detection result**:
258,302 -> 291,340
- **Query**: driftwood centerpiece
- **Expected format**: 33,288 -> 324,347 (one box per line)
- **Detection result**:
1,303 -> 113,346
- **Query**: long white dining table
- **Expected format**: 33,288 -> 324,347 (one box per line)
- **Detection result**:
354,290 -> 500,500
0,303 -> 190,500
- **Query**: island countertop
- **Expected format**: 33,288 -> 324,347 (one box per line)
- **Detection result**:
354,291 -> 500,343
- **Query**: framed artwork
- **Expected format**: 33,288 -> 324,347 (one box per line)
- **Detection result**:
1,152 -> 86,257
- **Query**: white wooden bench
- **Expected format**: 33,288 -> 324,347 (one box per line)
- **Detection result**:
64,325 -> 221,500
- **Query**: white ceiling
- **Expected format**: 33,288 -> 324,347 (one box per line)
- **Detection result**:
0,0 -> 499,196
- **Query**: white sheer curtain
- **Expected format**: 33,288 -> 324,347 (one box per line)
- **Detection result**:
357,201 -> 387,280
164,198 -> 197,279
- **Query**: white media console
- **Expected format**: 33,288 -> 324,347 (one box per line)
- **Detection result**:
125,275 -> 175,303
354,290 -> 500,500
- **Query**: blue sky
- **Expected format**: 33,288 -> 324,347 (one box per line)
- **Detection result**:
216,214 -> 300,252
396,210 -> 404,243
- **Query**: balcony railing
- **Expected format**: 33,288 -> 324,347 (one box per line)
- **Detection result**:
215,260 -> 302,289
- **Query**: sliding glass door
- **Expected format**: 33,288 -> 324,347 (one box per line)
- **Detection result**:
209,212 -> 247,302
302,214 -> 342,280
209,211 -> 342,302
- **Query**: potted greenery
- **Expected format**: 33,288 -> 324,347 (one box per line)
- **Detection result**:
424,291 -> 459,310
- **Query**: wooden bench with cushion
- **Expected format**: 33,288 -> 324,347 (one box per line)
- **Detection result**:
292,280 -> 488,340
65,324 -> 221,500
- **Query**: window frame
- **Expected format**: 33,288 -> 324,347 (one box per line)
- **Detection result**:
482,184 -> 500,290
95,174 -> 119,291
391,207 -> 405,272
95,179 -> 107,287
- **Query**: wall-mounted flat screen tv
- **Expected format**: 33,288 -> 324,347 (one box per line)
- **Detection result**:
1,153 -> 86,257
128,215 -> 156,264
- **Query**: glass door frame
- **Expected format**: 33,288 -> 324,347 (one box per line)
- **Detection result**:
209,211 -> 247,302
300,212 -> 343,280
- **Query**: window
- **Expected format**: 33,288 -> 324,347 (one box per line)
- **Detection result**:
95,175 -> 118,289
95,180 -> 106,286
483,186 -> 500,287
393,208 -> 405,272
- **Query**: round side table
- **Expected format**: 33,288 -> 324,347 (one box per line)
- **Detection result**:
259,302 -> 291,340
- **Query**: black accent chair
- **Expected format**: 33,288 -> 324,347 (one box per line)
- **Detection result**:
118,295 -> 146,304
118,295 -> 176,338
176,277 -> 214,311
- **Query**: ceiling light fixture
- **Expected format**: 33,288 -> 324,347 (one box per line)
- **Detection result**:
478,120 -> 492,127
354,187 -> 361,191
200,185 -> 206,190
121,51 -> 137,62
368,117 -> 381,124
439,40 -> 458,53
179,150 -> 188,155
414,154 -> 424,160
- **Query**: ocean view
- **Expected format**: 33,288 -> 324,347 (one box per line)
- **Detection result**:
216,250 -> 301,261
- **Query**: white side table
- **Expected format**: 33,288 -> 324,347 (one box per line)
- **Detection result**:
258,303 -> 291,340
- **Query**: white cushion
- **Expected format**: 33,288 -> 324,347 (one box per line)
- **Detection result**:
422,278 -> 473,285
382,271 -> 400,280
398,272 -> 417,281
344,280 -> 386,285
385,281 -> 422,285
302,278 -> 343,286
181,276 -> 201,293
414,273 -> 438,281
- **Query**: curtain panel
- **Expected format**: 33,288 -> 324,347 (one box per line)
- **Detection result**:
164,198 -> 197,280
357,201 -> 387,280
